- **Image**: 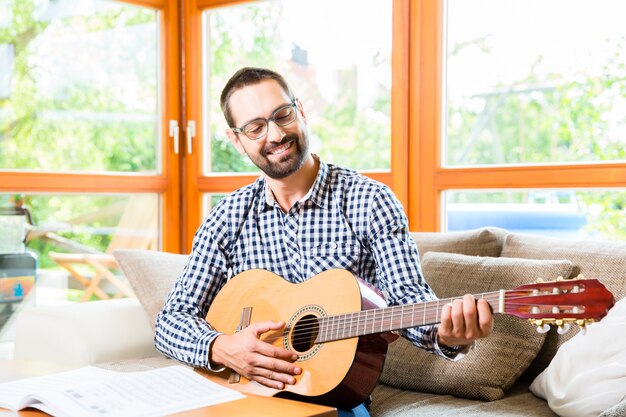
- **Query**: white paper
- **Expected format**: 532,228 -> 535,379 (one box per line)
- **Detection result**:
0,366 -> 114,410
0,365 -> 245,417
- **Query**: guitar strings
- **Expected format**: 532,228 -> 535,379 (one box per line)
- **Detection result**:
265,291 -> 585,346
263,294 -> 547,346
256,291 -> 576,345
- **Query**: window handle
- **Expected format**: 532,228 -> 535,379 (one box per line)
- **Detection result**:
169,120 -> 179,154
187,120 -> 196,154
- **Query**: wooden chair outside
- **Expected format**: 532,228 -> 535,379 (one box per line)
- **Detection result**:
48,194 -> 158,302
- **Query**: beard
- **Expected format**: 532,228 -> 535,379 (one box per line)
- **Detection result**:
243,131 -> 309,180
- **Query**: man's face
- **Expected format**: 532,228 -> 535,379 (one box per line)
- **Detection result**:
225,80 -> 310,180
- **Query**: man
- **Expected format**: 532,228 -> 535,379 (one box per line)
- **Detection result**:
155,67 -> 493,416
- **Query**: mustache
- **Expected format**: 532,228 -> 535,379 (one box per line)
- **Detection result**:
262,134 -> 299,156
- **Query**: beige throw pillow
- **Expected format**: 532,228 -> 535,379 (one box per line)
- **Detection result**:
410,227 -> 507,260
113,249 -> 188,329
379,252 -> 574,401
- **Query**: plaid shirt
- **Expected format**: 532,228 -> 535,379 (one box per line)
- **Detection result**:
155,158 -> 458,369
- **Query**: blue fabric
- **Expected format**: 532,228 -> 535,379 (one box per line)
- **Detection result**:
337,403 -> 370,417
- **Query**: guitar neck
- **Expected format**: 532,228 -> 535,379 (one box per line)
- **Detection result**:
316,291 -> 503,343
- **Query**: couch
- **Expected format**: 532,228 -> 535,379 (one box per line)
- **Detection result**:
13,228 -> 626,416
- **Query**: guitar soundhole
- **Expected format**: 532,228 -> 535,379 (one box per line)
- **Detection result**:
291,314 -> 319,353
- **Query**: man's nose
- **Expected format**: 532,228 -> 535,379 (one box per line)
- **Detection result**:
266,120 -> 285,143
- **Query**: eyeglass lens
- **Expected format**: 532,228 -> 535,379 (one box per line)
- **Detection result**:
243,104 -> 296,140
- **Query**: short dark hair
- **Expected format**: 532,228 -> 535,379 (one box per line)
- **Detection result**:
220,67 -> 294,128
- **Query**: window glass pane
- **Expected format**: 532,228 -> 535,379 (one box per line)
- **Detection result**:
0,193 -> 159,268
0,0 -> 160,173
0,192 -> 159,342
444,189 -> 626,241
444,0 -> 626,167
202,0 -> 392,174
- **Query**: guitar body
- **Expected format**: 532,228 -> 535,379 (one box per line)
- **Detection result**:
205,269 -> 396,409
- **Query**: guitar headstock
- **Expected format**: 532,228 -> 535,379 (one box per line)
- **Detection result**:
504,275 -> 615,334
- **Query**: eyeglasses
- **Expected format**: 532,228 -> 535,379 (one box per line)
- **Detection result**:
231,100 -> 298,141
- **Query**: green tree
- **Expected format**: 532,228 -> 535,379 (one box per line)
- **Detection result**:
446,40 -> 626,239
0,0 -> 157,266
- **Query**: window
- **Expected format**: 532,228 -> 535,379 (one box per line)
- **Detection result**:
444,0 -> 626,167
0,193 -> 159,267
183,0 -> 405,250
0,0 -> 160,173
410,0 -> 626,240
0,0 -> 181,264
201,0 -> 393,174
445,189 -> 626,240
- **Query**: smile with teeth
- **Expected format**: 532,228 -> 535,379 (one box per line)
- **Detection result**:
267,140 -> 293,156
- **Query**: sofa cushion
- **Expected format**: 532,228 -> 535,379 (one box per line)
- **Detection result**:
113,249 -> 188,329
13,298 -> 157,367
501,233 -> 626,301
599,401 -> 626,417
410,227 -> 507,260
370,382 -> 555,417
530,297 -> 626,417
501,233 -> 626,379
380,252 -> 573,401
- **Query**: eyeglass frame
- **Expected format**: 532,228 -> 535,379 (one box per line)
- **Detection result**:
230,99 -> 298,141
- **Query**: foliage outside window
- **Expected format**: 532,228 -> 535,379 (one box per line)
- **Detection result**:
0,0 -> 162,267
443,0 -> 626,240
0,0 -> 159,173
203,0 -> 392,174
445,0 -> 626,167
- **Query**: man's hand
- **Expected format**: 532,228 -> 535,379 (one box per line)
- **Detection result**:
210,320 -> 301,389
437,294 -> 493,348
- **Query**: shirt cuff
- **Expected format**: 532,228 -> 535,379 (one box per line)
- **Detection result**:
204,332 -> 227,372
434,334 -> 474,361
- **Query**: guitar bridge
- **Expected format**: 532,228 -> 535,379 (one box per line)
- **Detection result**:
229,306 -> 253,383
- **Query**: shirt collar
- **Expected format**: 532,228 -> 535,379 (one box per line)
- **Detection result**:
259,155 -> 331,212
305,155 -> 331,209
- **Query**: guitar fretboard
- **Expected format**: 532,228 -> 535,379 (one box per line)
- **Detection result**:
315,291 -> 502,343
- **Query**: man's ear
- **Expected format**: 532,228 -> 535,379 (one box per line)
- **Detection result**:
295,98 -> 307,123
225,129 -> 246,155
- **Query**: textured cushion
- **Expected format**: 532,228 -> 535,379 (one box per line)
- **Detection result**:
501,233 -> 626,379
410,227 -> 507,260
599,401 -> 626,417
380,252 -> 573,401
371,382 -> 556,417
530,298 -> 626,417
113,249 -> 188,329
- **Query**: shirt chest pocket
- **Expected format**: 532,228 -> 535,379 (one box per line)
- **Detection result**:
306,242 -> 362,277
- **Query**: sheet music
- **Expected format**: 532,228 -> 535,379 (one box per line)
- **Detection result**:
0,365 -> 245,417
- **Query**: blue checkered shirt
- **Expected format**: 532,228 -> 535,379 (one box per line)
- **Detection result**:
155,159 -> 458,369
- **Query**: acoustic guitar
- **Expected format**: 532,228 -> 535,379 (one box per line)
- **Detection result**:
205,269 -> 615,409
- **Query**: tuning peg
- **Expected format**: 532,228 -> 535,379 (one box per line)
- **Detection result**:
576,319 -> 589,335
535,278 -> 544,283
575,274 -> 585,280
536,323 -> 550,334
556,276 -> 564,281
557,323 -> 571,335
